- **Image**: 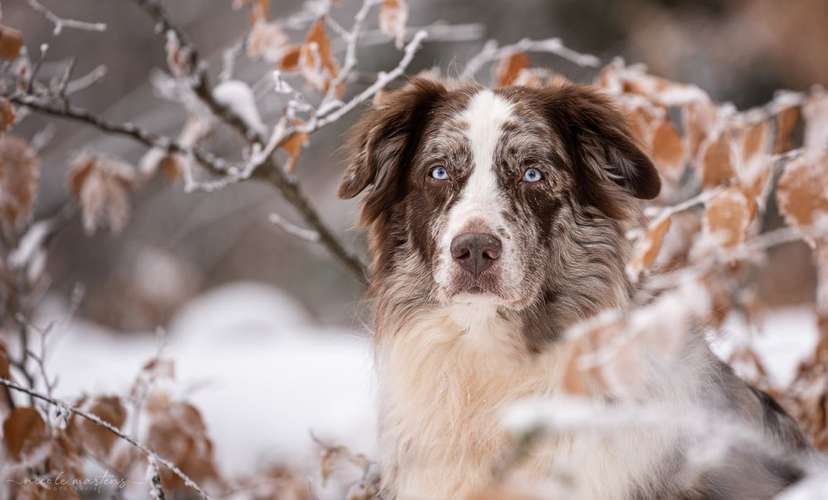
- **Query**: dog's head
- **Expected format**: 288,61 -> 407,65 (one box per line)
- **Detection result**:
340,79 -> 659,344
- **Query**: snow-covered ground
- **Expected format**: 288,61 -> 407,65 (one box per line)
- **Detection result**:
32,281 -> 820,496
714,307 -> 819,388
40,282 -> 376,481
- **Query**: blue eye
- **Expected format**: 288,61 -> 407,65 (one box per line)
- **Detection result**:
430,166 -> 449,181
522,167 -> 543,183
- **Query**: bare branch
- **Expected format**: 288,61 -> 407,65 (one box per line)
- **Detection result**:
26,0 -> 107,35
129,0 -> 258,142
319,0 -> 380,117
0,376 -> 215,500
269,212 -> 320,243
7,93 -> 227,172
64,65 -> 108,95
352,22 -> 484,47
245,29 -> 429,185
461,37 -> 601,81
129,0 -> 369,283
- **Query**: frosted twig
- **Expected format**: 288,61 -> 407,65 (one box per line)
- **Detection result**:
7,93 -> 228,172
269,213 -> 321,243
147,458 -> 167,500
318,0 -> 380,118
186,29 -> 428,191
461,37 -> 601,81
352,22 -> 484,48
642,187 -> 722,220
130,0 -> 258,141
131,0 -> 368,282
314,29 -> 428,129
0,376 -> 215,500
741,224 -> 828,254
64,65 -> 108,94
26,0 -> 107,35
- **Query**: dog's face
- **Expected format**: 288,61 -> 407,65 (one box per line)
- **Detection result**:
340,80 -> 659,343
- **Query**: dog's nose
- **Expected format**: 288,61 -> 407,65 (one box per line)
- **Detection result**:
450,232 -> 502,277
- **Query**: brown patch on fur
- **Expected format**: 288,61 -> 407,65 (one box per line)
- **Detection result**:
498,85 -> 661,219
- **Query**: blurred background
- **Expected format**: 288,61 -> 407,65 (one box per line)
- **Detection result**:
3,1 -> 828,495
5,0 -> 828,331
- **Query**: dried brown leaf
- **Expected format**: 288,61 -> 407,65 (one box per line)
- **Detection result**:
683,99 -> 719,160
0,25 -> 22,60
379,0 -> 408,48
146,401 -> 220,491
68,153 -> 136,235
279,45 -> 301,72
0,135 -> 40,229
159,154 -> 185,183
299,18 -> 338,92
247,20 -> 290,63
3,407 -> 48,461
650,119 -> 687,182
629,215 -> 673,274
699,130 -> 735,190
734,120 -> 772,204
280,125 -> 309,173
0,342 -> 10,380
233,0 -> 270,24
494,52 -> 530,88
740,120 -> 771,166
777,152 -> 828,232
0,98 -> 15,132
703,187 -> 753,251
620,71 -> 707,107
774,105 -> 802,155
67,396 -> 126,458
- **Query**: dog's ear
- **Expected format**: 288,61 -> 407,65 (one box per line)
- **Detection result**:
542,85 -> 661,206
338,78 -> 447,222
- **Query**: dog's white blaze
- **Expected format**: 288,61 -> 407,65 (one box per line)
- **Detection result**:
435,90 -> 520,298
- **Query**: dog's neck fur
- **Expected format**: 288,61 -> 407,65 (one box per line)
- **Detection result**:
369,231 -> 638,499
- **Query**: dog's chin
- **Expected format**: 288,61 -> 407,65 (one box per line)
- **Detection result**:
442,285 -> 528,310
451,290 -> 503,305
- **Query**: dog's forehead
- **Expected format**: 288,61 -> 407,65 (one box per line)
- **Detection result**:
456,89 -> 516,160
427,88 -> 554,160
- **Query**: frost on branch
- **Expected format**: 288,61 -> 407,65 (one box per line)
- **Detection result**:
66,395 -> 127,459
247,18 -> 291,63
213,80 -> 266,136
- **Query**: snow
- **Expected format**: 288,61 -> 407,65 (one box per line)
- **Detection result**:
212,80 -> 266,136
502,396 -> 667,436
777,472 -> 828,500
712,306 -> 819,388
41,282 -> 376,482
32,281 -> 820,496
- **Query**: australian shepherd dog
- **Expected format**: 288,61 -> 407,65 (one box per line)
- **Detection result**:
339,79 -> 808,500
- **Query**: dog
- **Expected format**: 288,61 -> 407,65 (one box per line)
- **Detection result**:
339,78 -> 809,499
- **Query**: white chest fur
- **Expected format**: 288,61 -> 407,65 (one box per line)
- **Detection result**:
375,304 -> 686,500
